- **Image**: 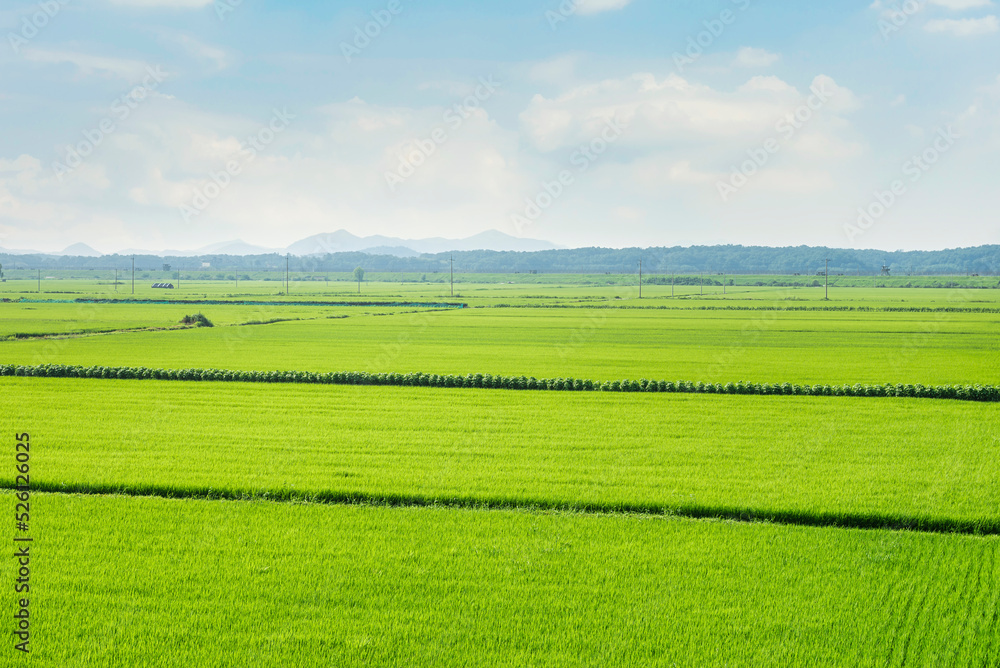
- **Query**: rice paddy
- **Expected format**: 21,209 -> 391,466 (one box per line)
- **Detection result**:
2,279 -> 997,665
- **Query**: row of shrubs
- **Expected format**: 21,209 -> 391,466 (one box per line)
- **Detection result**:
3,364 -> 998,403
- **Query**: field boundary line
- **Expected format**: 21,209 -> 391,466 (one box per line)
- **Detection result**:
2,364 -> 998,403
5,483 -> 997,536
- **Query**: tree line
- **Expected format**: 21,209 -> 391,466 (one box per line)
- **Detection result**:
1,244 -> 997,275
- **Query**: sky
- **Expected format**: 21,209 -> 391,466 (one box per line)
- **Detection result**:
1,0 -> 998,253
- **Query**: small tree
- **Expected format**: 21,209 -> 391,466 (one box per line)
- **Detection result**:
353,266 -> 365,294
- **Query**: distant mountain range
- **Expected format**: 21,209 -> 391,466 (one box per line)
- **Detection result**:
285,230 -> 561,256
4,230 -> 561,258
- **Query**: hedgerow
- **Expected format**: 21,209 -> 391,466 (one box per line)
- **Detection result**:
2,363 -> 998,403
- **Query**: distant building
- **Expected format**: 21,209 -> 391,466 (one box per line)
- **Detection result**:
151,283 -> 175,289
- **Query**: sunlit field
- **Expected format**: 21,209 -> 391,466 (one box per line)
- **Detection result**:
3,276 -> 997,665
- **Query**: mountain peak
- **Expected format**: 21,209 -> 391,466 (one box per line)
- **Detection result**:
61,243 -> 102,257
285,229 -> 560,256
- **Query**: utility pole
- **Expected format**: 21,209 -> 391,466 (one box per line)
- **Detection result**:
131,255 -> 135,295
37,269 -> 40,293
450,255 -> 454,297
115,268 -> 118,292
177,270 -> 180,289
700,272 -> 703,296
824,259 -> 830,300
723,271 -> 726,295
671,271 -> 674,297
638,257 -> 642,299
285,254 -> 289,295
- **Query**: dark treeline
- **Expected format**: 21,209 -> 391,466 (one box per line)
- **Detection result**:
2,244 -> 998,275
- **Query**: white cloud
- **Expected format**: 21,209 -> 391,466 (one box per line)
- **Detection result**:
873,0 -> 993,9
527,54 -> 582,86
3,92 -> 533,250
924,16 -> 999,35
732,47 -> 781,68
21,49 -> 151,81
154,31 -> 233,72
927,0 -> 993,9
790,131 -> 865,160
954,74 -> 1000,149
519,72 -> 860,152
809,74 -> 862,114
665,160 -> 716,185
105,0 -> 213,7
737,76 -> 795,93
576,0 -> 633,16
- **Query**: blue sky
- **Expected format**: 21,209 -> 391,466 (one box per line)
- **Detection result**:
1,0 -> 998,253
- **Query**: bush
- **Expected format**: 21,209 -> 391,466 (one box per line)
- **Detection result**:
180,313 -> 213,327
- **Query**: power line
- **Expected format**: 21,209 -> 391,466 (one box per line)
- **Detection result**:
824,258 -> 830,300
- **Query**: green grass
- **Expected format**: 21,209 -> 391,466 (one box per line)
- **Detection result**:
3,307 -> 996,385
0,301 -> 423,338
6,493 -> 997,667
5,378 -> 999,531
3,280 -> 999,664
3,276 -> 998,308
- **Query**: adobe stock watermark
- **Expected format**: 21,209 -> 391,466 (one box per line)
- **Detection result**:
555,312 -> 608,360
51,65 -> 167,182
214,0 -> 243,21
673,0 -> 752,73
7,0 -> 70,55
179,108 -> 294,223
717,78 -> 835,202
511,117 -> 627,235
877,0 -> 927,41
385,76 -> 501,192
844,125 -> 958,243
365,311 -> 434,372
545,0 -> 599,30
340,0 -> 406,64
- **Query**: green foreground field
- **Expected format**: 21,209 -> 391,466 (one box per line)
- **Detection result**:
4,493 -> 997,668
3,283 -> 998,665
5,378 -> 998,531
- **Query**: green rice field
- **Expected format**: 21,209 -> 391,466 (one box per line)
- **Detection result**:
2,278 -> 998,666
3,303 -> 998,385
2,493 -> 996,667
